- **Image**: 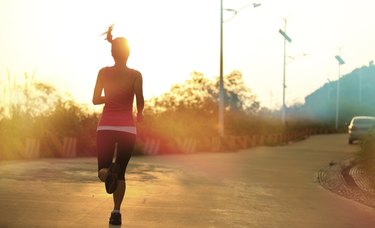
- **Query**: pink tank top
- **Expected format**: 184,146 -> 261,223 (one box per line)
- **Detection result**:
97,67 -> 137,127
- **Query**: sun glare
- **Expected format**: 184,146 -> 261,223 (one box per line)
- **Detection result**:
1,0 -> 375,109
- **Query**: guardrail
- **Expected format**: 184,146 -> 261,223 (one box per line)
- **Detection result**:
135,128 -> 333,155
0,128 -> 335,160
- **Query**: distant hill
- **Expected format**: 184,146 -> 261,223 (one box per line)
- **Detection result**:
298,62 -> 375,128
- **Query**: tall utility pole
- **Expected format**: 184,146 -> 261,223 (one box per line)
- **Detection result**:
219,0 -> 224,136
359,71 -> 362,104
279,18 -> 292,125
335,53 -> 345,129
219,1 -> 260,136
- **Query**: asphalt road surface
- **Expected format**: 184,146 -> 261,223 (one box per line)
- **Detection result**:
1,134 -> 375,227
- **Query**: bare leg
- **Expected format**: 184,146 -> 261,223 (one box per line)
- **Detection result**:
98,168 -> 108,182
113,180 -> 125,211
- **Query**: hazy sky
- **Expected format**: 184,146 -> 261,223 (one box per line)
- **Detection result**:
1,0 -> 375,109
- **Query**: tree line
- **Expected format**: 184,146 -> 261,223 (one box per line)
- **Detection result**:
0,70 -> 329,160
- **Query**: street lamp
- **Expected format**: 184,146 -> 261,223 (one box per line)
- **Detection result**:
219,1 -> 261,136
279,19 -> 292,125
334,54 -> 345,129
224,3 -> 261,22
287,53 -> 307,64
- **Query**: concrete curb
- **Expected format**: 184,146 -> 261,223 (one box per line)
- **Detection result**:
316,158 -> 375,208
350,165 -> 375,194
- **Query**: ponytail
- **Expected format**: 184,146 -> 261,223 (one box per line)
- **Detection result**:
101,24 -> 130,61
104,24 -> 114,43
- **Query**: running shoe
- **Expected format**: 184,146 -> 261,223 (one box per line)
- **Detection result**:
109,212 -> 122,225
105,163 -> 118,194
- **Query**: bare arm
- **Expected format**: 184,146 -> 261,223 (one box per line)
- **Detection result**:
92,69 -> 106,105
134,72 -> 144,122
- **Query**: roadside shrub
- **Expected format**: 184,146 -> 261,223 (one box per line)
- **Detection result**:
0,70 -> 333,160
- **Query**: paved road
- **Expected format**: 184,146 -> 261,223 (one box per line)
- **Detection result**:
0,134 -> 375,227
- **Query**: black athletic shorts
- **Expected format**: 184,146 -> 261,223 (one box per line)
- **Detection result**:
96,130 -> 136,180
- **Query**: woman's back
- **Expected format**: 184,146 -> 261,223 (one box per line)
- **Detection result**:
100,66 -> 139,112
96,66 -> 142,127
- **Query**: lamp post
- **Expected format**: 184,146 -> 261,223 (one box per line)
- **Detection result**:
219,0 -> 224,136
359,71 -> 362,104
219,1 -> 261,136
326,78 -> 332,102
279,19 -> 292,125
335,54 -> 345,129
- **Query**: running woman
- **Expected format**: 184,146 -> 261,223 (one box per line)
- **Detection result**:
93,25 -> 144,226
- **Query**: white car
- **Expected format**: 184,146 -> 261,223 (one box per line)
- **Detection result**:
348,116 -> 375,144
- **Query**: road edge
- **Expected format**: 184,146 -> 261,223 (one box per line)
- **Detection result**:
316,157 -> 375,208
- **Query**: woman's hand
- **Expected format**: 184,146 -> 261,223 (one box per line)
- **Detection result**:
137,113 -> 143,123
